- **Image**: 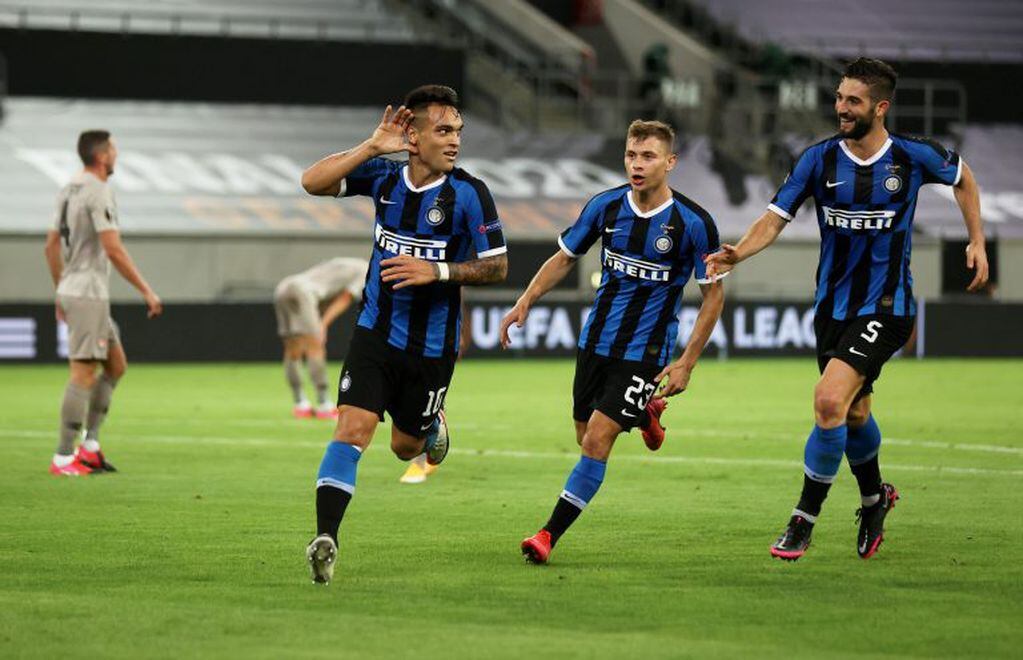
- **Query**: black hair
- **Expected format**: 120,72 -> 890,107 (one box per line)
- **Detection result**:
842,58 -> 898,102
77,130 -> 111,165
402,85 -> 459,112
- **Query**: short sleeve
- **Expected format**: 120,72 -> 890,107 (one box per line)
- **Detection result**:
462,178 -> 507,259
907,137 -> 962,186
687,209 -> 726,284
558,195 -> 605,257
89,188 -> 119,233
768,146 -> 818,221
338,157 -> 401,198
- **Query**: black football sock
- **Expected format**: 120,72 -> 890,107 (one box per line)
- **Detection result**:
850,455 -> 883,506
795,474 -> 832,520
316,486 -> 352,543
542,498 -> 583,547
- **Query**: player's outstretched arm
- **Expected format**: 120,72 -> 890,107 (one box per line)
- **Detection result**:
301,105 -> 414,197
952,161 -> 989,291
704,210 -> 787,278
499,250 -> 576,348
99,231 -> 162,318
653,279 -> 724,398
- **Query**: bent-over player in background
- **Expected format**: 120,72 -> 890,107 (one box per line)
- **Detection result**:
274,257 -> 368,419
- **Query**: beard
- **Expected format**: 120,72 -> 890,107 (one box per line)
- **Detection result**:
838,113 -> 873,140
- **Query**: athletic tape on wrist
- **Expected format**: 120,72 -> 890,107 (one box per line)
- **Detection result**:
437,262 -> 450,281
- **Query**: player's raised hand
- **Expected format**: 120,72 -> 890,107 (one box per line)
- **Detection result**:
144,290 -> 163,318
498,301 -> 530,349
703,244 -> 739,279
965,240 -> 989,292
379,255 -> 437,289
368,105 -> 414,156
653,360 -> 693,399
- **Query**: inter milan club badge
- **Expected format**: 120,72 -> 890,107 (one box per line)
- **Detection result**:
654,235 -> 674,253
340,373 -> 352,392
426,206 -> 445,225
884,175 -> 903,193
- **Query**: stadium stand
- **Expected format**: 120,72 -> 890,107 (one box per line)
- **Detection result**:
672,0 -> 1023,63
0,0 -> 418,42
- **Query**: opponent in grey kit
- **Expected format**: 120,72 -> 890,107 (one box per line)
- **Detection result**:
274,257 -> 368,419
43,130 -> 163,476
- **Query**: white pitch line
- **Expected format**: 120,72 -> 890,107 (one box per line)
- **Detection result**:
3,429 -> 1021,478
74,418 -> 1023,457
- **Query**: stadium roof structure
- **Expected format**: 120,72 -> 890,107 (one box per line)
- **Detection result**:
0,98 -> 1019,239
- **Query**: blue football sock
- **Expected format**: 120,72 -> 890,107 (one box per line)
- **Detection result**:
544,456 -> 607,544
316,442 -> 362,541
803,424 -> 847,484
845,414 -> 881,466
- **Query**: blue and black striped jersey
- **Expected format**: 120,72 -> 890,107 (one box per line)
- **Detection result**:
340,158 -> 507,357
559,185 -> 724,367
770,134 -> 962,320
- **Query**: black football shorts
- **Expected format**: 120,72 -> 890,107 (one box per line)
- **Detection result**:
572,349 -> 663,430
815,313 -> 915,397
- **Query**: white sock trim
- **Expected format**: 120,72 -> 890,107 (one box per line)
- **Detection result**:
560,490 -> 587,510
82,439 -> 101,453
316,477 -> 355,494
860,494 -> 881,507
792,508 -> 817,524
803,465 -> 837,484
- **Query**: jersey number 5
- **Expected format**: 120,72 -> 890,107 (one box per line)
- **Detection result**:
859,321 -> 883,344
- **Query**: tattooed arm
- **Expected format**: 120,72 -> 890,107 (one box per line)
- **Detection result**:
446,254 -> 507,285
378,254 -> 507,289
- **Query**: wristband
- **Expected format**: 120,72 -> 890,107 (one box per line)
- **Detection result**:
436,262 -> 450,282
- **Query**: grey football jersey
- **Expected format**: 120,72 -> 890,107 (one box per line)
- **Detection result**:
297,257 -> 368,302
54,172 -> 119,300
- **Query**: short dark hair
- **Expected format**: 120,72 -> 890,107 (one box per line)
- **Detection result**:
842,57 -> 898,103
77,130 -> 111,165
402,85 -> 459,112
627,119 -> 675,152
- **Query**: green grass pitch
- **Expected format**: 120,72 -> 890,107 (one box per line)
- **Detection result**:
1,358 -> 1021,658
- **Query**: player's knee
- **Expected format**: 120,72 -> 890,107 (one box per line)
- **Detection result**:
390,437 -> 421,461
813,389 -> 847,425
333,412 -> 375,448
580,429 -> 614,461
846,404 -> 870,428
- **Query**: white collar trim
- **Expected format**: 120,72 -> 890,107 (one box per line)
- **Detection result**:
626,190 -> 674,218
840,137 -> 892,166
402,165 -> 447,193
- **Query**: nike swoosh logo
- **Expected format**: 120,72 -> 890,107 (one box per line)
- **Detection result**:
604,227 -> 624,234
825,181 -> 845,188
849,347 -> 868,357
380,198 -> 397,205
420,422 -> 435,431
620,409 -> 637,417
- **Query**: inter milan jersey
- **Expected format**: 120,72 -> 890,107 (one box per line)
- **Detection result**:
559,185 -> 723,367
340,157 -> 507,357
770,133 -> 962,320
